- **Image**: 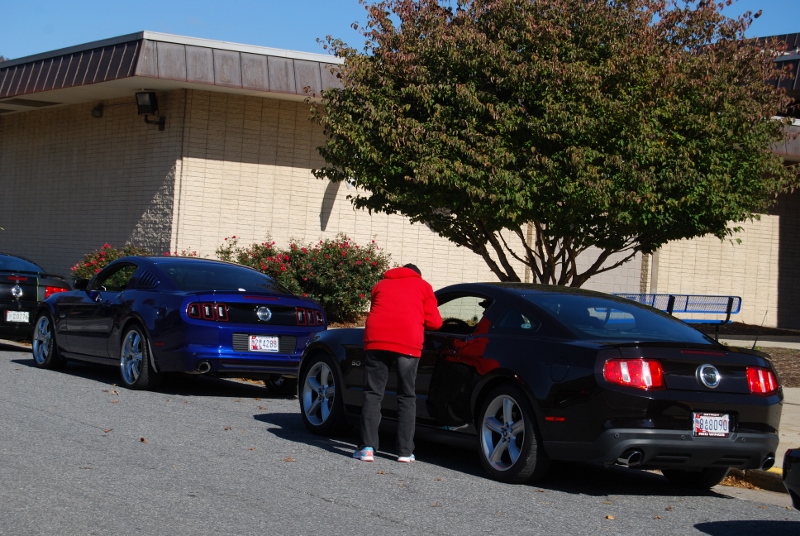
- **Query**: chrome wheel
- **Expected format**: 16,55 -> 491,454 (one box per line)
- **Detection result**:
481,393 -> 526,472
120,328 -> 144,385
31,312 -> 66,369
302,361 -> 336,425
299,354 -> 345,434
477,384 -> 549,483
31,314 -> 53,365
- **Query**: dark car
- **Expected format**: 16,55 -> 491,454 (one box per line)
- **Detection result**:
784,448 -> 800,509
1,253 -> 70,341
298,282 -> 782,487
31,256 -> 326,392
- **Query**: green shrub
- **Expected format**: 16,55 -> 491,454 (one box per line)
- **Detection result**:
216,234 -> 390,322
70,243 -> 153,282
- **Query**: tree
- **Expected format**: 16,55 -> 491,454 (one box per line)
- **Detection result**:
312,0 -> 799,286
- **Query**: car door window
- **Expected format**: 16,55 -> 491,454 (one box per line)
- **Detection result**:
437,295 -> 491,334
93,263 -> 138,292
493,307 -> 541,334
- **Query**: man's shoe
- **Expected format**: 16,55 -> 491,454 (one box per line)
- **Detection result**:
353,447 -> 374,462
397,454 -> 415,463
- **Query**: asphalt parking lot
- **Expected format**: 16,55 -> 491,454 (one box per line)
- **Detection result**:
1,340 -> 798,535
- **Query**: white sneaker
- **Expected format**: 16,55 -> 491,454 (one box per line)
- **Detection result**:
397,454 -> 415,463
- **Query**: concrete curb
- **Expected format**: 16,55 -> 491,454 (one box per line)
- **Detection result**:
726,467 -> 786,494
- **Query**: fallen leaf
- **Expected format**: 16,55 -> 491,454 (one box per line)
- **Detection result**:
248,447 -> 256,451
432,502 -> 442,507
111,400 -> 119,404
254,397 -> 262,401
435,478 -> 443,482
665,506 -> 674,511
606,515 -> 615,520
258,406 -> 267,410
535,489 -> 545,493
284,457 -> 296,462
80,466 -> 92,470
103,428 -> 113,433
377,470 -> 387,475
140,437 -> 148,443
654,516 -> 662,519
224,426 -> 232,431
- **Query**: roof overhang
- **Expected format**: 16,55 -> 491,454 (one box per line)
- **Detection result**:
0,31 -> 343,115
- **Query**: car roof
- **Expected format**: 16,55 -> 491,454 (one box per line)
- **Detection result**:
436,282 -> 620,300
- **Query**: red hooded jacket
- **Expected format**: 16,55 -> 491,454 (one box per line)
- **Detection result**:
363,266 -> 443,357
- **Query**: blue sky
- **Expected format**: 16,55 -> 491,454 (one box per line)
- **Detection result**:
1,0 -> 799,61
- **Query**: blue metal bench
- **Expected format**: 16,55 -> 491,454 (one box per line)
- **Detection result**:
614,293 -> 741,339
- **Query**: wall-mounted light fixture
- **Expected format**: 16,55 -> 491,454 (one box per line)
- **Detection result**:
135,91 -> 166,131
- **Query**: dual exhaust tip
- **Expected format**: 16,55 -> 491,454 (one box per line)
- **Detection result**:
195,361 -> 212,374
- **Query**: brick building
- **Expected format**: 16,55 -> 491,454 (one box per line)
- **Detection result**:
0,32 -> 797,328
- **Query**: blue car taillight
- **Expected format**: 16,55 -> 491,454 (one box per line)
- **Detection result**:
187,302 -> 230,322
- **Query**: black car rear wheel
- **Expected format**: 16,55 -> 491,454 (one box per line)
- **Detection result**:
299,353 -> 345,435
119,325 -> 160,390
31,312 -> 66,369
661,467 -> 729,489
478,384 -> 550,483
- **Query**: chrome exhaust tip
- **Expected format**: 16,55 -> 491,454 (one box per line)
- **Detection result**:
617,449 -> 644,467
195,361 -> 211,374
761,455 -> 775,471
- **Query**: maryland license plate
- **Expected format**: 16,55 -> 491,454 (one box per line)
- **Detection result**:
249,335 -> 279,352
5,310 -> 29,323
693,412 -> 730,438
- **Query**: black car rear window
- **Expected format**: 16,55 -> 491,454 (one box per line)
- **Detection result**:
521,293 -> 713,343
163,263 -> 292,294
0,256 -> 43,273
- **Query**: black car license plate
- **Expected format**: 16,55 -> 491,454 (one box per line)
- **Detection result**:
693,412 -> 730,438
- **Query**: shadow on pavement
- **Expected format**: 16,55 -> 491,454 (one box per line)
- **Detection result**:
9,353 -> 290,399
695,520 -> 800,535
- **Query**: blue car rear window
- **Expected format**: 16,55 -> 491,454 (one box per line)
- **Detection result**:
521,293 -> 713,343
163,263 -> 292,294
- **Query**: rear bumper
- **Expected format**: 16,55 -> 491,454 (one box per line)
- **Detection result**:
545,427 -> 779,471
154,348 -> 301,378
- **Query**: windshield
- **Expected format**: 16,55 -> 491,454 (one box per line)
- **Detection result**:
163,262 -> 292,295
522,293 -> 714,344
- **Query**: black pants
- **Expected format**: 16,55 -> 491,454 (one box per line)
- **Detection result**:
359,350 -> 419,457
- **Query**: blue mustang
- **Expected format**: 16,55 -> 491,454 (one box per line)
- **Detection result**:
31,256 -> 326,392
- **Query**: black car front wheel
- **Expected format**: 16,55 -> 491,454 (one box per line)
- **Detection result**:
478,384 -> 550,483
31,312 -> 66,369
661,467 -> 730,489
119,325 -> 160,390
299,353 -> 345,435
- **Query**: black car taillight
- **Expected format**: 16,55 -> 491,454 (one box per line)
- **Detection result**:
295,307 -> 324,326
187,302 -> 229,322
746,366 -> 779,396
603,358 -> 665,390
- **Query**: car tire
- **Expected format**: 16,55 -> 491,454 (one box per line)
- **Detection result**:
264,375 -> 298,396
31,312 -> 66,370
299,353 -> 345,435
119,325 -> 160,390
661,467 -> 730,489
477,384 -> 550,483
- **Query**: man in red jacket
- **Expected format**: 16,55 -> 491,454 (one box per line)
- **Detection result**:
353,263 -> 443,463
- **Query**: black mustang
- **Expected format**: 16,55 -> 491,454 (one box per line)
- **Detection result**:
298,282 -> 782,487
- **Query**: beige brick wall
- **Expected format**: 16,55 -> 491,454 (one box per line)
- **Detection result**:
655,217 -> 781,326
0,94 -> 184,276
1,87 -> 643,295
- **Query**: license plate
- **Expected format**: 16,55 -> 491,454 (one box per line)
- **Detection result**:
249,335 -> 279,352
5,310 -> 29,323
693,412 -> 730,438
